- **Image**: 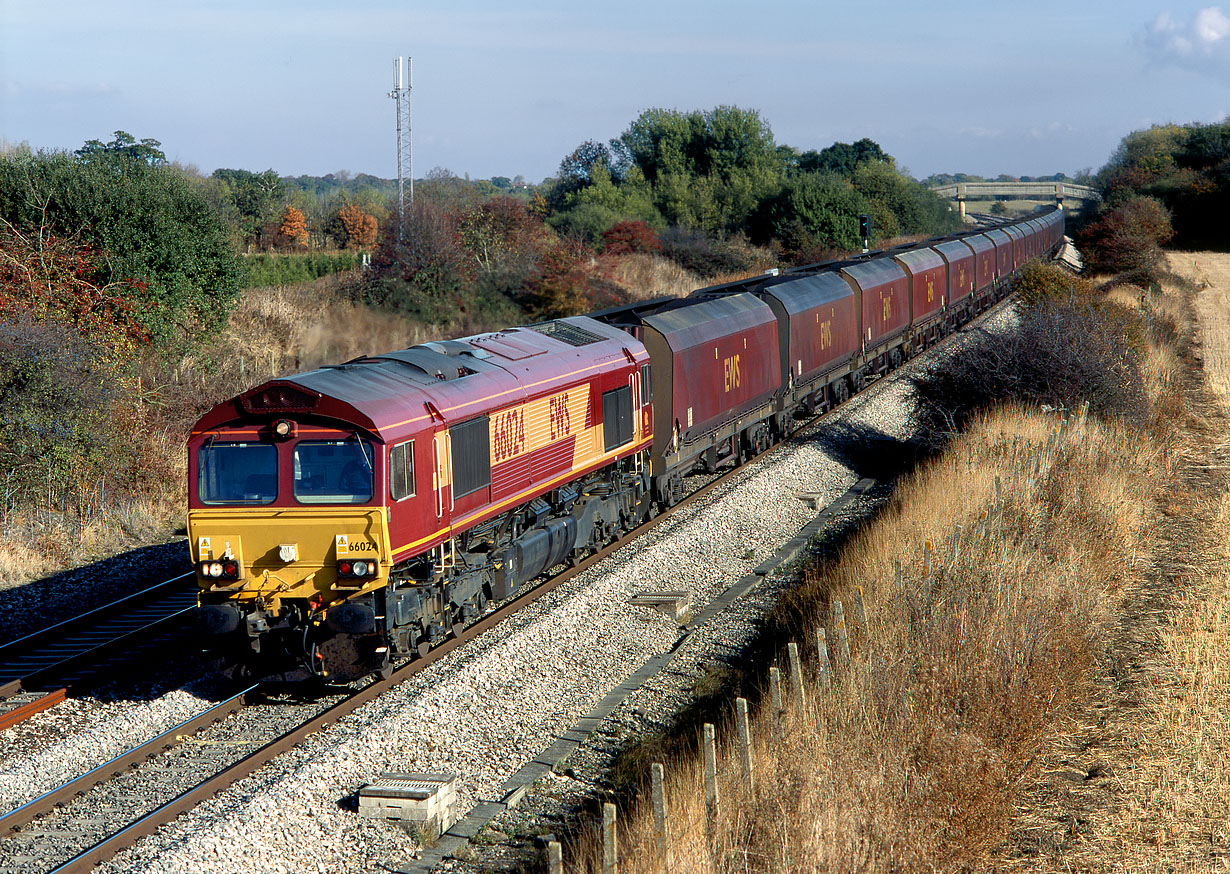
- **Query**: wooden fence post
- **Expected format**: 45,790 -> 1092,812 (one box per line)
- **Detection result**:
814,628 -> 831,693
787,642 -> 806,711
602,802 -> 617,874
854,585 -> 867,629
834,601 -> 851,667
735,697 -> 754,790
769,665 -> 784,726
548,840 -> 563,874
922,540 -> 933,579
651,762 -> 668,861
703,722 -> 719,829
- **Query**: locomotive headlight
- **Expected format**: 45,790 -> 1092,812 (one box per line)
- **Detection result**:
272,419 -> 295,440
352,560 -> 369,577
208,562 -> 224,577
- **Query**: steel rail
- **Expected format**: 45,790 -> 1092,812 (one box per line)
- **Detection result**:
0,686 -> 253,837
0,572 -> 197,702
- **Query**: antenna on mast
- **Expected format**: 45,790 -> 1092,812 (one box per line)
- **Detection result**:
389,56 -> 413,241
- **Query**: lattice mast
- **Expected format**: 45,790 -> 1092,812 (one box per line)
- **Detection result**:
389,57 -> 413,240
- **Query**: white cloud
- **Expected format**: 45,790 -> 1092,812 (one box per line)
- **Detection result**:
1142,6 -> 1230,72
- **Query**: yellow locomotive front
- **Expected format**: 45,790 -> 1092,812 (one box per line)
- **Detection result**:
189,406 -> 396,681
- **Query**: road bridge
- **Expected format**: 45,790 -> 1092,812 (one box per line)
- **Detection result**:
929,181 -> 1101,217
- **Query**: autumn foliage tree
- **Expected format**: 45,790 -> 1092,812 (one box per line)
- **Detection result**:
332,204 -> 379,250
1076,196 -> 1174,274
276,206 -> 308,248
600,220 -> 661,255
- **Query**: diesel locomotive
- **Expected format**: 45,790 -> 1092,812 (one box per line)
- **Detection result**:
188,209 -> 1065,682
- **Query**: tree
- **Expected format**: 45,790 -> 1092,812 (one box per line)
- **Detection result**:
796,138 -> 888,176
76,130 -> 167,167
1076,196 -> 1174,274
0,145 -> 242,348
333,204 -> 378,250
617,106 -> 784,233
761,172 -> 869,250
276,206 -> 308,248
211,168 -> 284,249
601,220 -> 661,255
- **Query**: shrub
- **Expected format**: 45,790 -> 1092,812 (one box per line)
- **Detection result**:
658,227 -> 765,278
0,317 -> 117,509
1011,261 -> 1096,309
0,146 -> 242,349
242,252 -> 361,288
601,220 -> 661,255
1076,196 -> 1174,275
913,301 -> 1147,440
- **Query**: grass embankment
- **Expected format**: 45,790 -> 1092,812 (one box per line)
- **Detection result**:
1015,251 -> 1230,869
571,265 -> 1193,871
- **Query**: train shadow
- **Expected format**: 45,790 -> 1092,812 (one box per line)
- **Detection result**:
803,420 -> 928,484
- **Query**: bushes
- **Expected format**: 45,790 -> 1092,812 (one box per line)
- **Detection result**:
658,227 -> 767,278
0,146 -> 242,348
1011,261 -> 1097,309
913,299 -> 1148,440
242,252 -> 361,288
1076,196 -> 1174,275
0,317 -> 117,510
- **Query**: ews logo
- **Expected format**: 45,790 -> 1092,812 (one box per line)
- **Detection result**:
548,394 -> 572,440
723,354 -> 741,393
819,319 -> 833,352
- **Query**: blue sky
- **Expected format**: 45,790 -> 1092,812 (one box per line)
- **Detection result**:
2,1 -> 1228,182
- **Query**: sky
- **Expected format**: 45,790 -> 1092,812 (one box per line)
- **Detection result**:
2,1 -> 1228,183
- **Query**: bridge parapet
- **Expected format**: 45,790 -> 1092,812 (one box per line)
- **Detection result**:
929,181 -> 1100,217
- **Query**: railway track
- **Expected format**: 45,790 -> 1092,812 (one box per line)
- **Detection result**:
0,287 -> 1023,873
0,574 -> 198,729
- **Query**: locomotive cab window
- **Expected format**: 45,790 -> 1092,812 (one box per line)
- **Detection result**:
198,442 -> 277,505
602,385 -> 634,451
450,416 -> 491,498
293,439 -> 374,504
640,363 -> 652,403
390,440 -> 415,501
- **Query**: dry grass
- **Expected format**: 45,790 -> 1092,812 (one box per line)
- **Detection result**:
570,402 -> 1159,873
609,253 -> 703,301
1007,251 -> 1230,871
1173,251 -> 1230,401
